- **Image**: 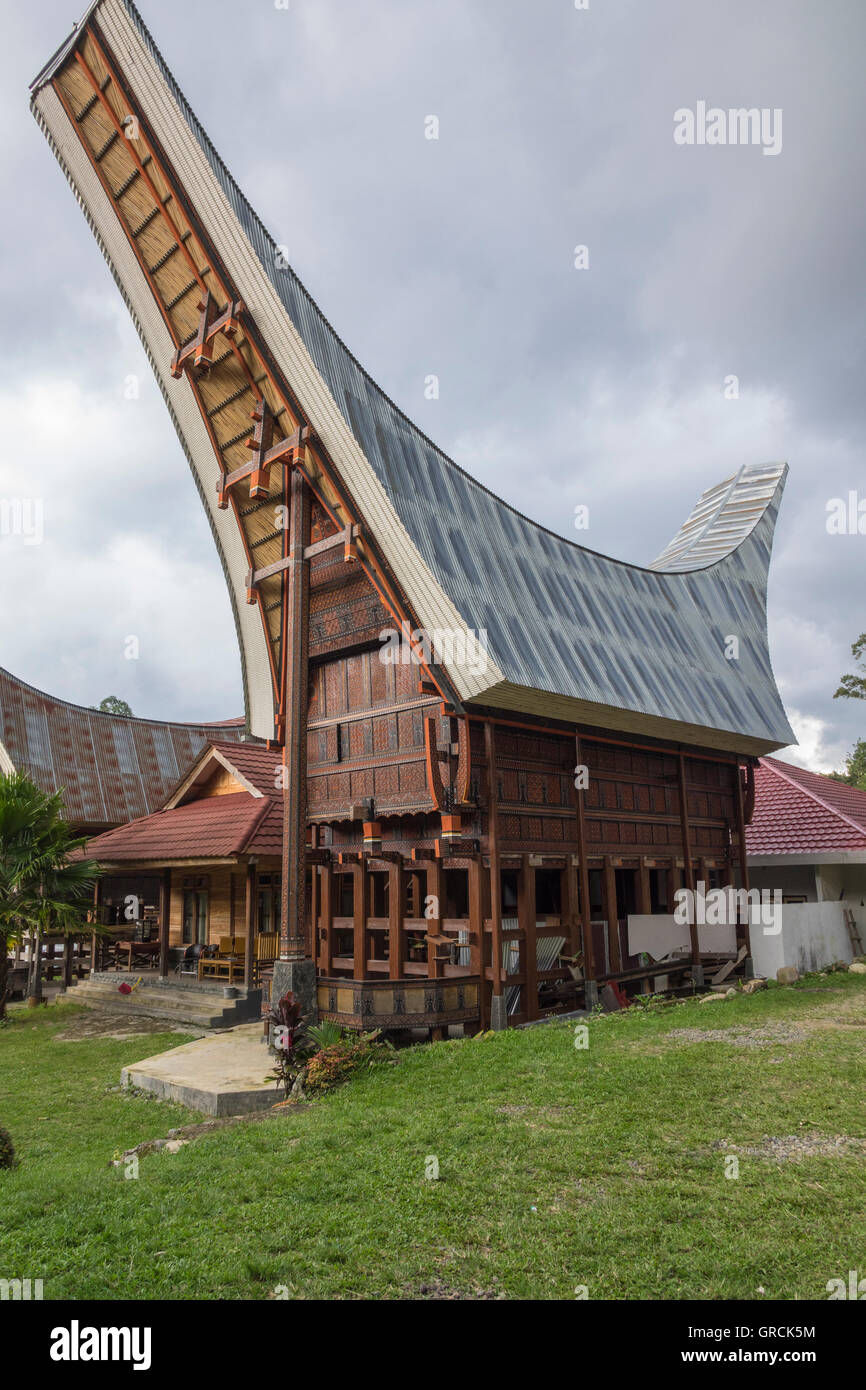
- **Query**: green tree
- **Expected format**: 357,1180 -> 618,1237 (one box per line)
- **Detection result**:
834,634 -> 866,701
827,740 -> 866,791
0,773 -> 101,1018
95,696 -> 133,717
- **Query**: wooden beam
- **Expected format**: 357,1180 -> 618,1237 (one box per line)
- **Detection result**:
279,467 -> 311,959
244,860 -> 257,989
170,291 -> 243,378
518,853 -> 538,1020
352,860 -> 367,981
573,733 -> 596,983
158,867 -> 171,979
603,855 -> 622,974
734,762 -> 752,958
426,859 -> 444,980
484,721 -> 504,1005
318,864 -> 334,975
304,523 -> 361,561
468,855 -> 485,1025
677,754 -> 700,966
388,859 -> 404,981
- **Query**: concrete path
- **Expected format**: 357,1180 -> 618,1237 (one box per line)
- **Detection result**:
122,1023 -> 278,1116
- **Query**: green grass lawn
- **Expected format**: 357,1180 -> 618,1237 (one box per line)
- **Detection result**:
1,975 -> 865,1300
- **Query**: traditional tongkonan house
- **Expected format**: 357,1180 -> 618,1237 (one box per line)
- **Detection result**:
31,2 -> 795,1033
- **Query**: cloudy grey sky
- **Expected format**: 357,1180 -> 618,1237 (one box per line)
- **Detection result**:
1,0 -> 863,769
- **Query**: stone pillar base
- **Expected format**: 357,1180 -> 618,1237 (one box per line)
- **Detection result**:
583,980 -> 599,1011
692,962 -> 705,988
271,958 -> 317,1021
490,993 -> 508,1032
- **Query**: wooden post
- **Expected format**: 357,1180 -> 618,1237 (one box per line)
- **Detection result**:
280,465 -> 311,960
352,860 -> 367,981
518,853 -> 538,1020
637,859 -> 653,994
426,858 -> 444,979
158,868 -> 171,979
91,878 -> 103,976
244,859 -> 257,990
319,863 -> 334,974
388,859 -> 405,980
574,733 -> 596,986
484,721 -> 505,1028
603,855 -> 621,974
63,936 -> 74,990
308,857 -> 319,961
677,754 -> 701,973
734,763 -> 752,959
468,855 -> 485,1028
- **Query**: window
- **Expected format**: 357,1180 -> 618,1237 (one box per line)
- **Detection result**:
182,887 -> 208,944
256,873 -> 281,936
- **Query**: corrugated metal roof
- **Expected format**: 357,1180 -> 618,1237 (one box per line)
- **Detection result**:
0,664 -> 245,827
30,1 -> 797,752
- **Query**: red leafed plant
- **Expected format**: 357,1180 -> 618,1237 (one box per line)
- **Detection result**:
266,992 -> 314,1099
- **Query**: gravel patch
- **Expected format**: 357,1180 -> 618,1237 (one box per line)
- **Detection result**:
709,1133 -> 866,1162
666,1023 -> 808,1048
55,1012 -> 204,1041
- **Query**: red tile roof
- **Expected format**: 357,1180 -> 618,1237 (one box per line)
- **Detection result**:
746,757 -> 866,856
86,791 -> 280,862
86,739 -> 288,863
207,740 -> 282,798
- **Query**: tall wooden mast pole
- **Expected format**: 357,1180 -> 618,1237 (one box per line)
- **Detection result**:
484,721 -> 507,1031
279,464 -> 311,962
677,753 -> 703,986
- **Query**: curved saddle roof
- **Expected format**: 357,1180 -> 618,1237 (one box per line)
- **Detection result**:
0,664 -> 243,829
31,0 -> 795,756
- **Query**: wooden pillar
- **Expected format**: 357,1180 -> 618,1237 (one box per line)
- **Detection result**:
468,854 -> 485,1027
91,878 -> 103,976
319,863 -> 334,974
603,855 -> 621,975
638,859 -> 652,916
484,722 -> 505,1023
352,860 -> 367,981
158,868 -> 171,979
63,936 -> 74,989
574,733 -> 596,983
280,465 -> 311,960
426,858 -> 443,979
518,853 -> 538,1020
677,754 -> 700,966
637,859 -> 653,994
308,859 -> 319,961
388,859 -> 405,980
734,762 -> 752,958
244,859 -> 257,990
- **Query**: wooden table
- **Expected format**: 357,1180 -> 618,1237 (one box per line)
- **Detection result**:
198,955 -> 245,984
114,940 -> 161,971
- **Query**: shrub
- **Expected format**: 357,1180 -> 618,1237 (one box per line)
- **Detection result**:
303,1031 -> 394,1097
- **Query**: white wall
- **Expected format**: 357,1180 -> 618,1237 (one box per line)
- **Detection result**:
751,900 -> 863,977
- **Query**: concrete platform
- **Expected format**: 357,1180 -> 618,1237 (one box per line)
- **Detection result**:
121,1023 -> 277,1116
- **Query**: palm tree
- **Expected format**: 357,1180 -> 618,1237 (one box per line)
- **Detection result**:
0,773 -> 101,1018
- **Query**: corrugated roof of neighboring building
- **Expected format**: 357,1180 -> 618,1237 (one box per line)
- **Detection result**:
0,664 -> 246,827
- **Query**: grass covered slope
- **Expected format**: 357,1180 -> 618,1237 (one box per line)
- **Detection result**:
1,977 -> 865,1301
